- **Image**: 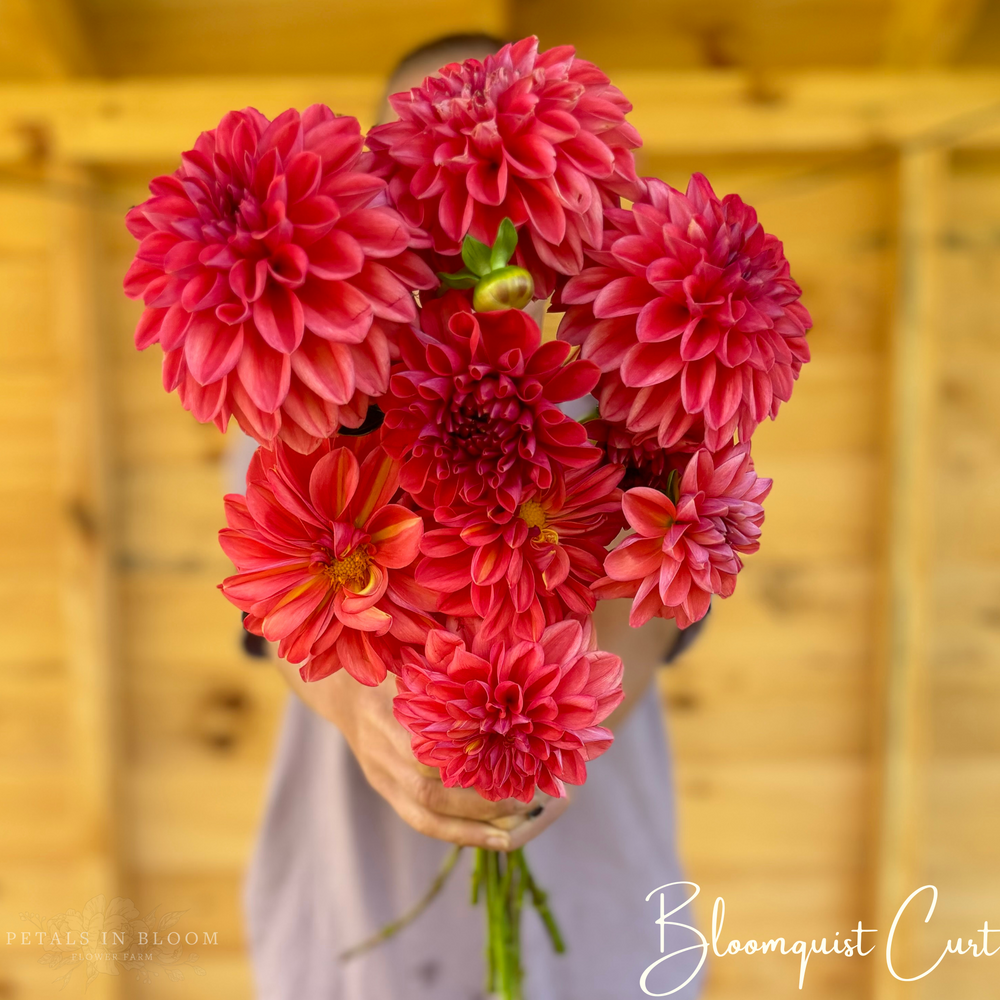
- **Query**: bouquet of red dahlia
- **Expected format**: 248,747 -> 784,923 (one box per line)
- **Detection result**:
123,36 -> 810,999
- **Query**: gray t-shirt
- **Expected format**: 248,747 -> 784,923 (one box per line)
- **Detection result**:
244,683 -> 706,999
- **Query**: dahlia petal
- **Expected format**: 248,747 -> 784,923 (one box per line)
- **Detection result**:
299,278 -> 373,343
680,356 -> 717,414
184,313 -> 244,385
338,208 -> 409,258
367,505 -> 423,569
253,283 -> 305,354
237,327 -> 291,413
290,334 -> 355,404
337,629 -> 388,686
261,576 -> 330,641
604,534 -> 663,581
439,181 -> 473,243
620,340 -> 684,388
351,447 -> 401,526
309,447 -> 359,522
594,276 -> 656,318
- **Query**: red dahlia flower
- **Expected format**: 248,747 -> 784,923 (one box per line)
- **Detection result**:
382,292 -> 602,518
393,620 -> 623,802
124,105 -> 436,453
595,442 -> 771,628
366,35 -> 644,298
219,436 -> 436,684
586,418 -> 698,492
558,174 -> 812,450
416,463 -> 625,641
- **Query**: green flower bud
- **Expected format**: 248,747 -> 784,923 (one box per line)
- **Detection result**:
472,265 -> 534,312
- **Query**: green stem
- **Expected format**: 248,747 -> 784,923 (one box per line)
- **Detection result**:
471,847 -> 485,905
339,845 -> 463,962
518,850 -> 566,955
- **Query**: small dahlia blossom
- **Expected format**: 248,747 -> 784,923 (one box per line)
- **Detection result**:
558,174 -> 812,450
366,35 -> 643,297
586,418 -> 696,492
219,437 -> 436,685
124,105 -> 436,453
382,292 -> 601,517
416,463 -> 625,641
393,620 -> 623,802
595,442 -> 771,628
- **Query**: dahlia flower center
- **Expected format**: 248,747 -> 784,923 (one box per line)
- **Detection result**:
518,500 -> 559,544
323,549 -> 371,591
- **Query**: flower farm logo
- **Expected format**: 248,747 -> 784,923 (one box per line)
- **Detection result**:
11,895 -> 217,990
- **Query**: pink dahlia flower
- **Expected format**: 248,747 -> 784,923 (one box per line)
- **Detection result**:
382,292 -> 602,517
366,35 -> 644,298
124,105 -> 436,453
595,442 -> 771,628
416,463 -> 625,641
219,436 -> 436,685
558,174 -> 812,450
393,619 -> 623,802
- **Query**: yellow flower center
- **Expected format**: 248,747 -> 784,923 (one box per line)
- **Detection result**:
518,500 -> 559,544
324,549 -> 371,592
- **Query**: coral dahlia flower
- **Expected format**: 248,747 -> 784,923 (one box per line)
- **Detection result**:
558,174 -> 812,450
595,442 -> 771,628
219,436 -> 436,684
124,105 -> 436,453
382,292 -> 602,518
393,620 -> 623,802
416,462 -> 625,641
366,36 -> 644,298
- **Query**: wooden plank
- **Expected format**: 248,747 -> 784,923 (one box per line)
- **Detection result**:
870,146 -> 947,1000
49,160 -> 122,1000
5,74 -> 1000,165
124,763 -> 273,873
882,0 -> 986,67
675,760 -> 868,874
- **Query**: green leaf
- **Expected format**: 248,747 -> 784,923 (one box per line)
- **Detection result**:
437,269 -> 479,290
461,234 -> 492,277
490,218 -> 518,270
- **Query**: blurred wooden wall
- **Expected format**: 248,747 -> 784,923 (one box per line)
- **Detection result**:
2,74 -> 1000,1000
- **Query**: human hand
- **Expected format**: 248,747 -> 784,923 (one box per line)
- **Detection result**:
274,659 -> 569,851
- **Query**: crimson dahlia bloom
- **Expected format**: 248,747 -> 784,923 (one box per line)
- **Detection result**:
382,292 -> 601,517
124,105 -> 436,453
417,463 -> 624,641
219,436 -> 436,684
393,620 -> 623,802
366,36 -> 643,297
558,174 -> 812,450
595,442 -> 771,628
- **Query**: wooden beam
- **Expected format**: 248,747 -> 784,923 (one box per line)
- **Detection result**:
883,0 -> 985,67
870,144 -> 946,1000
3,73 -> 1000,167
50,159 -> 122,1000
0,0 -> 97,79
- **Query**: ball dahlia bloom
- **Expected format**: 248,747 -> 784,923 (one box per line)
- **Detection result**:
366,35 -> 644,298
595,442 -> 771,628
382,292 -> 602,518
558,174 -> 812,450
393,620 -> 623,802
416,463 -> 625,641
124,105 -> 436,453
219,436 -> 436,685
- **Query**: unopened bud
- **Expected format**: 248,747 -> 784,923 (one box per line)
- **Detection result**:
472,266 -> 534,312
